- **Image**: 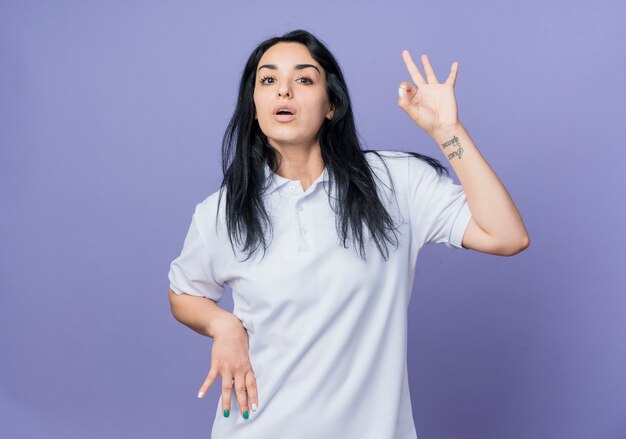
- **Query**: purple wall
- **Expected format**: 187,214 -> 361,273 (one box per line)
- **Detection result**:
1,1 -> 624,438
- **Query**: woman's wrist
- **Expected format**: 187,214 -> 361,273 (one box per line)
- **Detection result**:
210,312 -> 244,340
429,120 -> 465,142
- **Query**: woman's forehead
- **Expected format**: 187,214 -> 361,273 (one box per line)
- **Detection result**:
258,43 -> 321,70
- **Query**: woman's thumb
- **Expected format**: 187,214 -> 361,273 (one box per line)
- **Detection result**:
398,82 -> 413,106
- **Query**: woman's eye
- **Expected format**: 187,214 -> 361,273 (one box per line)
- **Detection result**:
259,76 -> 312,85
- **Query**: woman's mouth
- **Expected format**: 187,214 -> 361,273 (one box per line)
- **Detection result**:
273,112 -> 296,122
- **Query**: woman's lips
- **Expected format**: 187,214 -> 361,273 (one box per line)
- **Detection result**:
273,113 -> 296,122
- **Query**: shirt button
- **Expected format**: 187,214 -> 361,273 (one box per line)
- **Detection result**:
301,228 -> 308,235
298,205 -> 304,211
289,186 -> 296,193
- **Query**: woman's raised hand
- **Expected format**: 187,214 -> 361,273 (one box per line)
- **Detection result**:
398,49 -> 460,136
197,316 -> 258,420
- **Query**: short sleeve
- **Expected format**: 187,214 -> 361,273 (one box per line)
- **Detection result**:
407,155 -> 472,249
168,198 -> 226,301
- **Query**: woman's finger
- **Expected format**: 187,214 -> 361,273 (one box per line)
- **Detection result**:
234,371 -> 250,419
198,367 -> 219,399
221,372 -> 233,418
401,49 -> 426,86
245,369 -> 259,412
420,54 -> 440,84
444,61 -> 459,87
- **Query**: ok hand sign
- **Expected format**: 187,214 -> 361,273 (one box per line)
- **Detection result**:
398,50 -> 460,136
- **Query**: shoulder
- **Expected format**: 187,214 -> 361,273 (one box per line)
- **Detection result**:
196,187 -> 225,212
360,151 -> 413,217
363,150 -> 409,184
193,187 -> 228,237
364,149 -> 435,173
363,149 -> 410,169
363,149 -> 438,187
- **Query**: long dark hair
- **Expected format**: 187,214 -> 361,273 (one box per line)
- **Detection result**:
217,29 -> 448,262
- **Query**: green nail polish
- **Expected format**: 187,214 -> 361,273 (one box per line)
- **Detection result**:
223,409 -> 229,418
243,411 -> 249,419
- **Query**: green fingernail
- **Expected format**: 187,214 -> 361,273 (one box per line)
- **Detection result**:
243,411 -> 249,419
223,409 -> 229,418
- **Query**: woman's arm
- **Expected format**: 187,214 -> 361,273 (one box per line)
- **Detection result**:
169,289 -> 259,418
430,123 -> 530,256
398,50 -> 530,256
168,288 -> 240,338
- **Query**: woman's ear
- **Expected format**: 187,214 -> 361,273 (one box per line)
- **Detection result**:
326,105 -> 335,120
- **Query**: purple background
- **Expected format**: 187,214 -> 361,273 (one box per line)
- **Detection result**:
1,1 -> 625,438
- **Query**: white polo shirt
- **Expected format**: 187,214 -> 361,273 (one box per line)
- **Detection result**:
168,150 -> 472,439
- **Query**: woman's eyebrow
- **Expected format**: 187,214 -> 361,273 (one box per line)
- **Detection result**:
257,64 -> 321,75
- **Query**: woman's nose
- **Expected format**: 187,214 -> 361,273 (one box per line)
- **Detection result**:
277,83 -> 291,97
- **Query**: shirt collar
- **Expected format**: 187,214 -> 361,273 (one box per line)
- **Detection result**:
263,161 -> 329,196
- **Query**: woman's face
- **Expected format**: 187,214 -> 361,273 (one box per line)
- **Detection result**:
253,42 -> 334,151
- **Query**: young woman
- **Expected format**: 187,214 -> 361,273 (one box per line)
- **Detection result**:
168,29 -> 529,438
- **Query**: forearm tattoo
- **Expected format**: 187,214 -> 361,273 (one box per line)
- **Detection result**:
441,135 -> 464,160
